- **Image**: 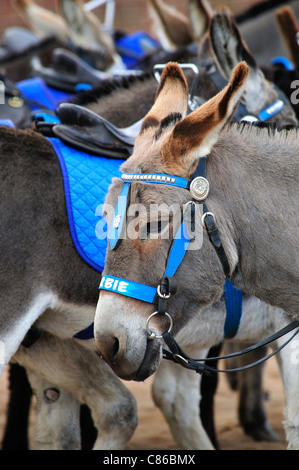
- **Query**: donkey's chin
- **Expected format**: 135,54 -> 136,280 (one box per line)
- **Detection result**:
106,338 -> 162,382
133,339 -> 162,381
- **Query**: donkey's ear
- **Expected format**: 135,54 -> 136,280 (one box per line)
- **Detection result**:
275,6 -> 299,70
161,62 -> 249,173
210,8 -> 257,77
209,8 -> 274,115
13,0 -> 69,41
148,0 -> 193,50
58,0 -> 119,70
188,0 -> 213,45
139,62 -> 189,135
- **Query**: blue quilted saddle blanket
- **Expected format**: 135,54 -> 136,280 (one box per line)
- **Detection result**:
49,137 -> 123,272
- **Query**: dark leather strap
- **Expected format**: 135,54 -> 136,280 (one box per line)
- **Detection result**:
162,320 -> 299,375
203,211 -> 231,277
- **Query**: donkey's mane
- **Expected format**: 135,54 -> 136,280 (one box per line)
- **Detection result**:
69,71 -> 153,106
233,120 -> 299,139
220,121 -> 299,167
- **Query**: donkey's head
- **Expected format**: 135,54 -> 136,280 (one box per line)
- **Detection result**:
58,0 -> 124,71
148,0 -> 212,51
14,0 -> 123,72
147,0 -> 193,51
209,8 -> 298,127
94,61 -> 249,381
13,0 -> 69,41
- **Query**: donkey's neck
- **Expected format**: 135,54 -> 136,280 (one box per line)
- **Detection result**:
207,123 -> 299,316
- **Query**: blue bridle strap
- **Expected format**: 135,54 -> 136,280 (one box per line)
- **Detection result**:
109,182 -> 130,250
100,219 -> 192,303
121,172 -> 189,189
223,279 -> 243,338
99,274 -> 157,303
108,174 -> 191,250
164,220 -> 192,277
257,99 -> 284,122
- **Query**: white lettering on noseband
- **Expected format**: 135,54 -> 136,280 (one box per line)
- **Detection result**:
100,276 -> 129,294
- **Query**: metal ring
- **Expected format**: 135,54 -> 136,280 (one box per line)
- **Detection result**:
157,284 -> 171,299
146,311 -> 173,339
201,211 -> 216,228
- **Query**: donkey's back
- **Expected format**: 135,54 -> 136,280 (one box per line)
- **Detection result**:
0,126 -> 99,374
211,123 -> 299,316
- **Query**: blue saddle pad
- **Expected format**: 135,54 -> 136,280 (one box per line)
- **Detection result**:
17,77 -> 71,111
116,31 -> 160,69
49,137 -> 123,272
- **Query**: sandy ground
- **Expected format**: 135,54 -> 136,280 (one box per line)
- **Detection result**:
0,356 -> 288,451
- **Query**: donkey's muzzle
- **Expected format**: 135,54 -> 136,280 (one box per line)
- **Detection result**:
94,294 -> 162,381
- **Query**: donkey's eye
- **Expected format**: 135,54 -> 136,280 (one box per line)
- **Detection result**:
139,219 -> 169,239
147,220 -> 162,234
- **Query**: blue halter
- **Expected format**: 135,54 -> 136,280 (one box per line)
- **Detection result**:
101,207 -> 192,300
98,158 -> 238,339
101,171 -> 194,305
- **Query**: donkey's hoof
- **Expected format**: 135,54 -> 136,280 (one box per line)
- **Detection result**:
245,421 -> 280,442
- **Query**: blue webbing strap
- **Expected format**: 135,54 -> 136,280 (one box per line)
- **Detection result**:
73,323 -> 94,340
257,99 -> 284,122
99,220 -> 192,302
75,167 -> 240,340
223,279 -> 243,339
164,221 -> 192,277
99,275 -> 157,303
270,56 -> 294,71
109,182 -> 130,250
121,173 -> 189,189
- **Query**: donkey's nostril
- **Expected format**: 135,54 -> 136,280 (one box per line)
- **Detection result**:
99,334 -> 122,366
112,337 -> 119,358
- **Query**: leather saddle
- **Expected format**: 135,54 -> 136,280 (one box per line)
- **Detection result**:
37,102 -> 142,158
32,48 -> 143,93
0,27 -> 56,67
32,48 -> 108,93
0,27 -> 41,60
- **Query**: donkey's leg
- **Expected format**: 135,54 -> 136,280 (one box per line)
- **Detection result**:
152,349 -> 214,450
275,332 -> 299,449
224,342 -> 279,442
199,344 -> 222,449
14,333 -> 138,450
237,348 -> 279,442
24,370 -> 81,450
1,364 -> 32,450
